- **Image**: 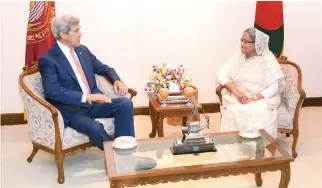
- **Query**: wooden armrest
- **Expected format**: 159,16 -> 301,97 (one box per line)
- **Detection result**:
128,88 -> 137,99
216,84 -> 224,104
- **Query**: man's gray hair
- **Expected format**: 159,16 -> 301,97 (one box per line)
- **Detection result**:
51,15 -> 80,40
244,27 -> 256,42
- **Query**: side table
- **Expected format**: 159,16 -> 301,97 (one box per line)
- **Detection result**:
147,92 -> 202,138
167,85 -> 200,126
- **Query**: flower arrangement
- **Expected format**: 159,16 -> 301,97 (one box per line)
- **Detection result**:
145,64 -> 192,92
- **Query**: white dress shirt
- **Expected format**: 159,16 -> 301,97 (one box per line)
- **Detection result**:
57,41 -> 88,103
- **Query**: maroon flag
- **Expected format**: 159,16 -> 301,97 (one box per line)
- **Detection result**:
25,1 -> 55,67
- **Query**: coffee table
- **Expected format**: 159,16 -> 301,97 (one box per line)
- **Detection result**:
104,130 -> 293,188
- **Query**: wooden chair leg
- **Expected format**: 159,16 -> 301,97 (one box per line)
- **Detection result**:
292,129 -> 298,158
27,144 -> 39,163
55,151 -> 65,184
255,173 -> 263,187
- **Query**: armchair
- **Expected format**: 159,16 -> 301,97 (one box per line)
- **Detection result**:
216,57 -> 306,158
18,64 -> 137,184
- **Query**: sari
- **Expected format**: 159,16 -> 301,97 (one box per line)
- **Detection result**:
219,29 -> 284,138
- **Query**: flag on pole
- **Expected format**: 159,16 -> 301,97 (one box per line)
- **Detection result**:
24,1 -> 55,120
254,1 -> 284,58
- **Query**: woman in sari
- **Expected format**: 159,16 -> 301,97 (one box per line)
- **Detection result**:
217,27 -> 284,138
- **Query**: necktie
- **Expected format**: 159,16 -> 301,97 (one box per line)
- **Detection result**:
70,48 -> 91,93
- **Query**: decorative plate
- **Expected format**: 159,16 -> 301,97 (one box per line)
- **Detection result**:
113,136 -> 137,149
239,128 -> 261,139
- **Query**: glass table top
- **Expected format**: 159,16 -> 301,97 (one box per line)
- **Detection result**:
112,132 -> 283,173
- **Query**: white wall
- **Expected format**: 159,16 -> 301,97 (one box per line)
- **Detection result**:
283,2 -> 322,97
1,2 -> 30,114
0,14 -> 2,114
1,1 -> 322,114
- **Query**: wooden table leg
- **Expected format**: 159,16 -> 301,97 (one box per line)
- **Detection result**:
255,173 -> 263,187
182,116 -> 188,126
182,117 -> 188,136
279,164 -> 291,188
110,180 -> 122,188
149,102 -> 157,138
156,115 -> 164,137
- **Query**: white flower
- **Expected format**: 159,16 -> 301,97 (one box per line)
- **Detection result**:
160,79 -> 166,85
146,64 -> 192,92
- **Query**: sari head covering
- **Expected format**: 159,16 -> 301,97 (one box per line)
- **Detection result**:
253,28 -> 284,87
254,29 -> 270,56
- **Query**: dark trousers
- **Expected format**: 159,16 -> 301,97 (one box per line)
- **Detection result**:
68,97 -> 135,150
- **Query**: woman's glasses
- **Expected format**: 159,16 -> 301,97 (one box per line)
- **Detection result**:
240,38 -> 255,44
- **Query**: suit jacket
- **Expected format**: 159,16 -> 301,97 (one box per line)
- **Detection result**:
38,42 -> 121,127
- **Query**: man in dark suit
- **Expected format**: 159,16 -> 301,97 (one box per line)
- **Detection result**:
38,15 -> 135,150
